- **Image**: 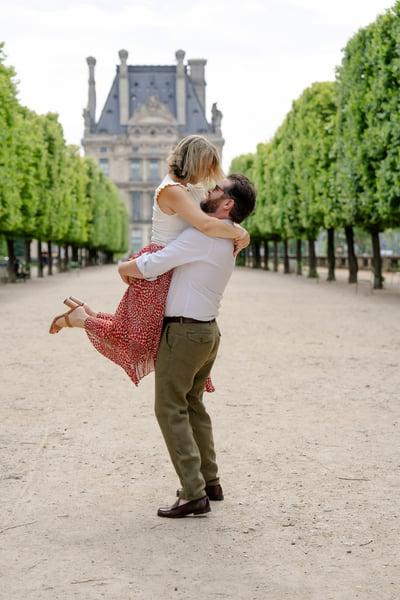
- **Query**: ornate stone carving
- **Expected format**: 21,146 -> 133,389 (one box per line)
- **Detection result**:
127,95 -> 178,136
211,102 -> 223,135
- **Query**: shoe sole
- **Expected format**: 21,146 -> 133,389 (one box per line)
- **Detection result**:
158,505 -> 211,518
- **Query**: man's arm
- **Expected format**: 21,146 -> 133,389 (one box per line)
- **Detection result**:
118,228 -> 216,284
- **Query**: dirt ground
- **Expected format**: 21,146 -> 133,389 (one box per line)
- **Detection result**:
1,263 -> 399,600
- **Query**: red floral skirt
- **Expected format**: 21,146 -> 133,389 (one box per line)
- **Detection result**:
84,243 -> 215,392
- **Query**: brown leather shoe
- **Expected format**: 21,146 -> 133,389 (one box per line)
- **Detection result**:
205,484 -> 224,501
158,496 -> 210,518
176,484 -> 224,501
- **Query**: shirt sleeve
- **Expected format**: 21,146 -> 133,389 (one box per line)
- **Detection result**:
136,228 -> 212,278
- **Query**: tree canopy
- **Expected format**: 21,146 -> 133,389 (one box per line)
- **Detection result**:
0,43 -> 129,260
229,2 -> 400,287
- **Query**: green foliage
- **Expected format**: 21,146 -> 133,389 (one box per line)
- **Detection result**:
62,145 -> 90,247
10,107 -> 48,238
84,158 -> 128,254
248,83 -> 339,244
38,112 -> 69,243
254,138 -> 290,240
291,81 -> 339,235
229,153 -> 261,238
263,118 -> 301,241
0,235 -> 6,257
230,3 -> 400,251
336,2 -> 400,231
0,43 -> 21,234
0,44 -> 129,257
229,153 -> 255,177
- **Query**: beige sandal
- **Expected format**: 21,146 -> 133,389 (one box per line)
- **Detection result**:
49,305 -> 79,334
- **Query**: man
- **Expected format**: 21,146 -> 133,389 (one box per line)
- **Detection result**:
118,173 -> 256,518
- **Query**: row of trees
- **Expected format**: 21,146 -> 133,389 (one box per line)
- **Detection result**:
232,2 -> 400,288
0,44 -> 129,282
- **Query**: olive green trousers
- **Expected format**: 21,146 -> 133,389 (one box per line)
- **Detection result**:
155,321 -> 221,501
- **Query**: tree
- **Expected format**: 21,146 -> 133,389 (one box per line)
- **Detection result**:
0,44 -> 21,281
11,107 -> 49,274
290,82 -> 339,280
84,158 -> 128,262
229,153 -> 262,267
336,3 -> 400,288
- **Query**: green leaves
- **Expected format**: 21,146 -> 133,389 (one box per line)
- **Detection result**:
0,43 -> 20,232
289,82 -> 338,236
232,82 -> 338,243
336,3 -> 400,231
231,2 -> 400,246
0,45 -> 129,255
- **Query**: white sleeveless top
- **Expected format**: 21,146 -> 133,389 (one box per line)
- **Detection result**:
151,174 -> 206,246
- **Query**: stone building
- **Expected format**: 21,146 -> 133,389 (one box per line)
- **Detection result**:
82,49 -> 224,253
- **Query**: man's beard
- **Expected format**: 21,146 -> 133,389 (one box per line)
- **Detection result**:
200,200 -> 217,214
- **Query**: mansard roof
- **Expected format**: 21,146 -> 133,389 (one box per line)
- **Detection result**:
95,64 -> 212,136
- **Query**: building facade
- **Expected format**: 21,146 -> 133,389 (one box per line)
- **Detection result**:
82,49 -> 224,253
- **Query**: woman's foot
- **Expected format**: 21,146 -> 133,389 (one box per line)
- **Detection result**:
49,305 -> 87,334
64,296 -> 97,317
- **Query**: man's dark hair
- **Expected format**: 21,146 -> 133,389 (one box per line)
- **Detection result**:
224,173 -> 257,223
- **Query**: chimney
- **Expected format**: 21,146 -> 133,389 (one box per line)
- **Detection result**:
175,49 -> 186,126
188,59 -> 206,111
119,49 -> 129,126
85,56 -> 96,132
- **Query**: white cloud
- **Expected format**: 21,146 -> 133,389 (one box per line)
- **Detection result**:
289,0 -> 391,25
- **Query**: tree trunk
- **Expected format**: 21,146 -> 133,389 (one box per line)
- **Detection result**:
273,239 -> 279,272
88,247 -> 97,266
37,240 -> 43,278
71,245 -> 79,262
252,240 -> 261,268
24,239 -> 32,279
283,239 -> 290,274
63,244 -> 69,271
345,225 -> 358,284
242,247 -> 248,267
296,239 -> 302,275
263,240 -> 269,271
6,238 -> 16,283
327,227 -> 336,281
47,241 -> 53,276
104,250 -> 114,265
57,246 -> 62,272
308,238 -> 318,278
371,228 -> 383,289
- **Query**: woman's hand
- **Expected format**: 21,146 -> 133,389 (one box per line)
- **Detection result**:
119,272 -> 131,285
118,259 -> 144,284
233,225 -> 250,257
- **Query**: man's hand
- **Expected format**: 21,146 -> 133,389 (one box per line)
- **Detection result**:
233,225 -> 250,257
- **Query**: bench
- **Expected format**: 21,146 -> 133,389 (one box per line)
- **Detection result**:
68,261 -> 81,275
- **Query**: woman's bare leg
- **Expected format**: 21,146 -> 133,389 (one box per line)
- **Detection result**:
64,296 -> 97,317
49,305 -> 88,333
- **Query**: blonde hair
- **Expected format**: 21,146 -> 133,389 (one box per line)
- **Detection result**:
168,135 -> 224,185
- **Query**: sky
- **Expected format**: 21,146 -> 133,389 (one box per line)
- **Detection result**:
1,0 -> 394,171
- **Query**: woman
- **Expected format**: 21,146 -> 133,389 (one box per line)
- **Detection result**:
49,135 -> 249,387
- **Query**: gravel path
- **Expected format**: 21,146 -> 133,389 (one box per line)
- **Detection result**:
1,264 -> 399,599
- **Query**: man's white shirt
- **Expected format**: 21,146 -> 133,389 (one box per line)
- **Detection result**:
135,222 -> 235,321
